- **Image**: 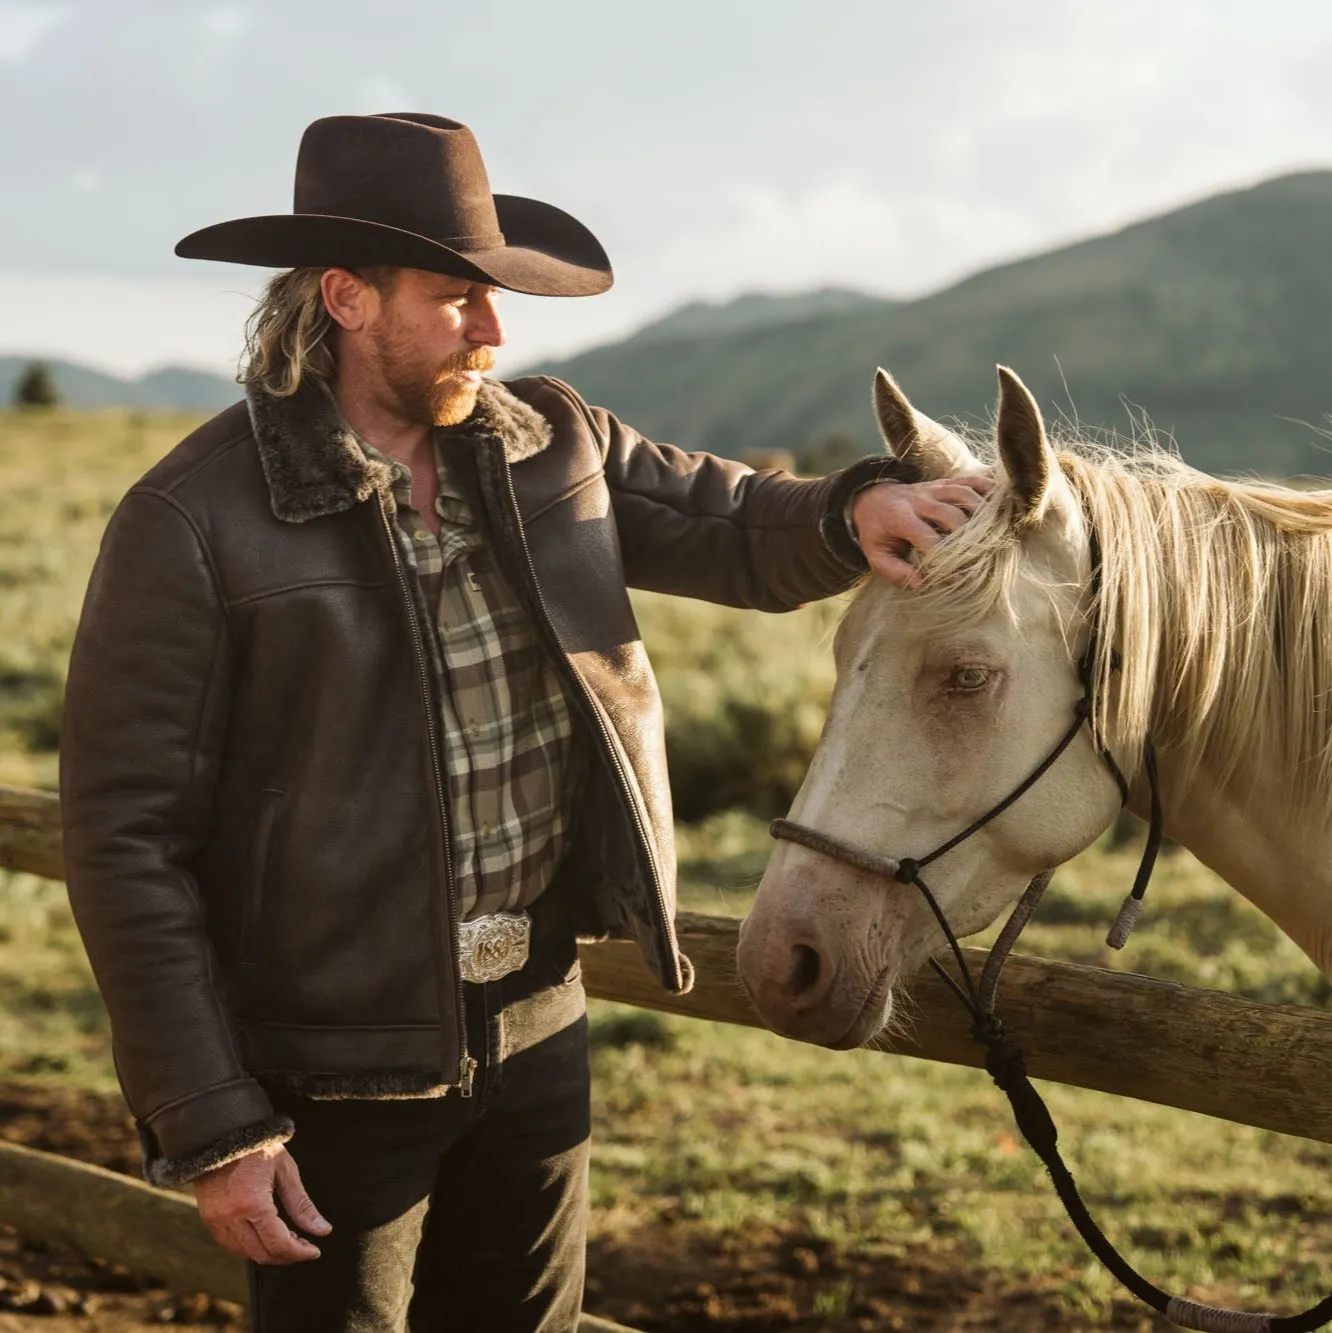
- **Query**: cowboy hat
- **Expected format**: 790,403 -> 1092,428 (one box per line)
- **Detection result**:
175,112 -> 612,298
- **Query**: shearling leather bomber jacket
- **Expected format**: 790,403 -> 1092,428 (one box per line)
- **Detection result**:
59,374 -> 882,1185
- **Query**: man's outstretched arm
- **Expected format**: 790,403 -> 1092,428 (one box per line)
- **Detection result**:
538,379 -> 989,606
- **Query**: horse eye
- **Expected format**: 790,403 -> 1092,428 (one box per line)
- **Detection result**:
950,665 -> 991,691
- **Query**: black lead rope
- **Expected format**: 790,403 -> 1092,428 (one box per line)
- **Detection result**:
772,790 -> 1332,1329
770,702 -> 1332,1331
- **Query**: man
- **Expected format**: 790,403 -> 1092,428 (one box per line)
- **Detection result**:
59,113 -> 990,1332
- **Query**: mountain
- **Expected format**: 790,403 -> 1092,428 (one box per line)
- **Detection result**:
0,357 -> 239,412
529,173 -> 1332,478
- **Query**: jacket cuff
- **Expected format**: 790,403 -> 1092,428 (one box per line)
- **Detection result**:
142,1113 -> 295,1188
819,456 -> 923,570
137,1075 -> 291,1187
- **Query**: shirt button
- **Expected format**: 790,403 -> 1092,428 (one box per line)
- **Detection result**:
414,530 -> 430,542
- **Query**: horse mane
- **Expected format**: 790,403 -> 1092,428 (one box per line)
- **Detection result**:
909,435 -> 1332,816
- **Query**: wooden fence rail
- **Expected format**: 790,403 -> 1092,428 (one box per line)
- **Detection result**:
1,782 -> 1330,1311
3,783 -> 1329,1143
0,1142 -> 639,1329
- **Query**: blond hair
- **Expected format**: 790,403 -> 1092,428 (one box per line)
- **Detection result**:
242,266 -> 397,396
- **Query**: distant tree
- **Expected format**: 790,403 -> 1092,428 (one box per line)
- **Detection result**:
13,362 -> 61,410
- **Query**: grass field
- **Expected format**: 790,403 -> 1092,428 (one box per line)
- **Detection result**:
0,407 -> 1328,1326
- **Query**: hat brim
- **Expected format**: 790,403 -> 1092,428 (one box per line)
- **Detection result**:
174,194 -> 612,298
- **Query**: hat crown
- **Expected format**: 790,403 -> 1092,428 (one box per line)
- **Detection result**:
293,114 -> 504,248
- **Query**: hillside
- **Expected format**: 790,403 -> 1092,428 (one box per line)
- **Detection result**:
531,172 -> 1332,477
0,357 -> 238,412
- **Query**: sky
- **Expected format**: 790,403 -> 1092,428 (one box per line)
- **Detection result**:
2,0 -> 1331,379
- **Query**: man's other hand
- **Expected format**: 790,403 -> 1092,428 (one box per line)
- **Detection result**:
850,475 -> 993,588
194,1141 -> 332,1265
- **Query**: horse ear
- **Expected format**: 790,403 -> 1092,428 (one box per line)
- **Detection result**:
995,366 -> 1055,526
873,368 -> 976,479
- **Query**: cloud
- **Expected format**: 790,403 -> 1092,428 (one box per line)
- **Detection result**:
0,2 -> 70,63
0,269 -> 262,377
198,7 -> 251,39
624,175 -> 1038,310
353,76 -> 417,116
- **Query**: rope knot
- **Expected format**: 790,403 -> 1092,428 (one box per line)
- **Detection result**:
979,1026 -> 1029,1091
1073,696 -> 1092,719
893,857 -> 919,885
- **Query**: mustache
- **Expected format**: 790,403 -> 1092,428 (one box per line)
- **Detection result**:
437,347 -> 496,378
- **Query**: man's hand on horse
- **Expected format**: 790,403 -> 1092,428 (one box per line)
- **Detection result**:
851,475 -> 994,589
194,1141 -> 332,1265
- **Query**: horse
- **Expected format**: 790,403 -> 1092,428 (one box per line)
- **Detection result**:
736,365 -> 1332,1050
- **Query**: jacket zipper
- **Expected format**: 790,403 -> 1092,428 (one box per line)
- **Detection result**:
494,454 -> 681,986
376,494 -> 475,1097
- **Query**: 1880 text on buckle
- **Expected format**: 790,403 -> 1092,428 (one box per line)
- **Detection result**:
457,912 -> 531,984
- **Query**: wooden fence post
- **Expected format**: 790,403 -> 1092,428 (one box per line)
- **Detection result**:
0,1140 -> 641,1330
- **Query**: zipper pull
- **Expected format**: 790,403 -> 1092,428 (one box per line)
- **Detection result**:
459,1054 -> 477,1098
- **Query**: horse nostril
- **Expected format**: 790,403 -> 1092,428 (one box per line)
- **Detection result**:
783,943 -> 825,1000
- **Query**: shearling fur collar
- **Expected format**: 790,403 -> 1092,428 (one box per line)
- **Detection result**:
246,375 -> 554,523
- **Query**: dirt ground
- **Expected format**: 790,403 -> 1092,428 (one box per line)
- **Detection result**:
0,1082 -> 1172,1332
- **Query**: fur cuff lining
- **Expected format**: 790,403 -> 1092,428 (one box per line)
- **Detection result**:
145,1114 -> 294,1189
258,1069 -> 454,1101
820,455 -> 923,570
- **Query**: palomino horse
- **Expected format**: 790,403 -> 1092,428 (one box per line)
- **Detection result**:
738,366 -> 1332,1050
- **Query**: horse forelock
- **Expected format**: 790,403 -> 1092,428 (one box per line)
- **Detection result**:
861,432 -> 1332,827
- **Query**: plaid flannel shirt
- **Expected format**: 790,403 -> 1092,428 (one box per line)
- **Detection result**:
363,433 -> 585,921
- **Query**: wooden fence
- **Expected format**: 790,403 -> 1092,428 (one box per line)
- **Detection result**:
0,782 -> 1330,1311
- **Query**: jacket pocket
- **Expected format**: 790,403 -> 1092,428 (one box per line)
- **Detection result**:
240,788 -> 284,967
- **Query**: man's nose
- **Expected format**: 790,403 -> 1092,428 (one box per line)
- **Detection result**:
467,292 -> 506,349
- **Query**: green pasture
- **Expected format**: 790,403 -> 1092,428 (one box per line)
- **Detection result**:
0,408 -> 1328,1319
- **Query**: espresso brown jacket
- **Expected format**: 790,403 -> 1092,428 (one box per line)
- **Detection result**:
59,374 -> 887,1185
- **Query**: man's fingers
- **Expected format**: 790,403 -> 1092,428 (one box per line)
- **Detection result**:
914,500 -> 972,534
275,1153 -> 333,1237
209,1218 -> 270,1265
889,513 -> 941,554
246,1207 -> 322,1264
926,484 -> 988,513
201,1203 -> 321,1266
867,550 -> 924,589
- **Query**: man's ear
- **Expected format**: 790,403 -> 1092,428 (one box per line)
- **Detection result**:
873,368 -> 980,479
320,267 -> 377,333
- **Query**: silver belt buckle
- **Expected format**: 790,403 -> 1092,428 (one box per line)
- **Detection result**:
457,911 -> 531,984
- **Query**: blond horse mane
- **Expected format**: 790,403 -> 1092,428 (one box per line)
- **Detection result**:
905,436 -> 1332,819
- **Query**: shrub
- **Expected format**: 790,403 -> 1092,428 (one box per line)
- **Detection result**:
0,663 -> 64,752
632,591 -> 842,821
12,363 -> 61,411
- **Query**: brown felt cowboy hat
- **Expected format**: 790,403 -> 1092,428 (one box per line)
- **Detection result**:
175,112 -> 613,298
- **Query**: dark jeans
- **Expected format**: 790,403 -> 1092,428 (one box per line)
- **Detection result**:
248,924 -> 591,1333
